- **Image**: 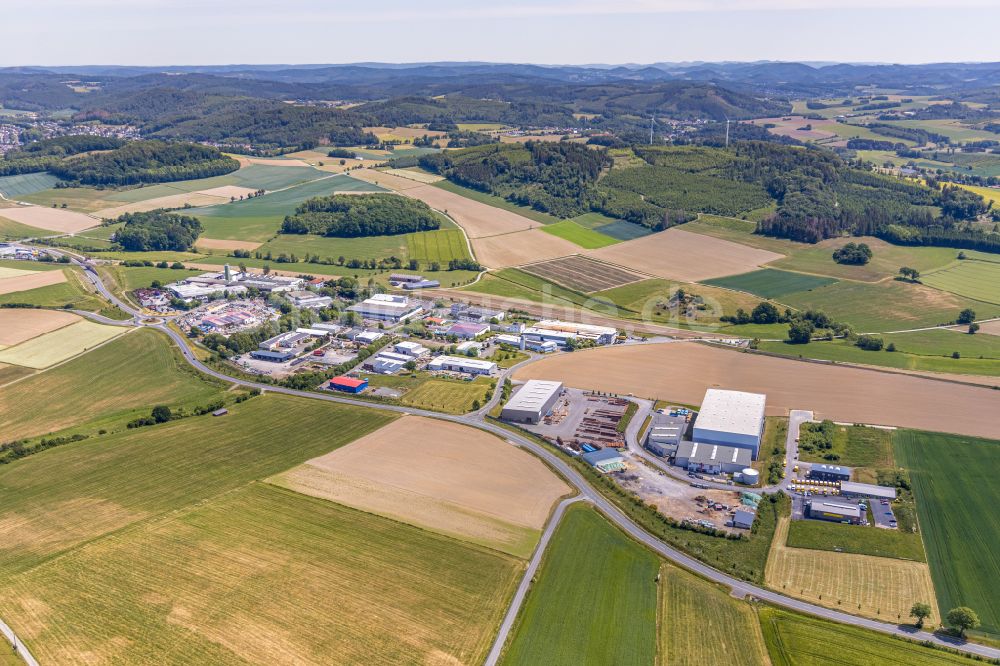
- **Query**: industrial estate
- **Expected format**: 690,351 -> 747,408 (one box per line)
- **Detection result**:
0,29 -> 999,666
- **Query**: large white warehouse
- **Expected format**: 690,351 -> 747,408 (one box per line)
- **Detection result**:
501,380 -> 564,424
692,389 -> 766,460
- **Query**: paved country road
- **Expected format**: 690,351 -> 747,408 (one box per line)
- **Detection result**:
5,251 -> 997,664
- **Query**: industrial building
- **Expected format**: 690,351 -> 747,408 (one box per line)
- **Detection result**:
644,411 -> 686,457
394,341 -> 429,357
166,265 -> 303,303
348,294 -> 423,322
258,331 -> 310,351
451,303 -> 505,323
355,330 -> 384,345
522,320 -> 617,347
372,357 -> 407,374
733,508 -> 756,529
455,340 -> 483,354
446,322 -> 491,339
402,279 -> 440,289
839,481 -> 897,500
523,338 -> 558,353
501,380 -> 564,424
329,376 -> 368,393
388,274 -> 425,285
674,440 -> 752,475
288,290 -> 333,309
311,322 -> 344,335
581,448 -> 626,473
426,355 -> 497,375
250,349 -> 296,362
692,389 -> 766,459
808,464 -> 852,483
806,500 -> 862,524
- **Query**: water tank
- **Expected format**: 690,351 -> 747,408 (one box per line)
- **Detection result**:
741,468 -> 760,485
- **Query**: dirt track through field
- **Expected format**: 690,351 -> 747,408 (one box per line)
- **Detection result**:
587,227 -> 784,282
514,342 -> 1000,438
0,309 -> 79,346
0,206 -> 98,233
0,268 -> 66,295
472,230 -> 579,267
270,415 -> 570,555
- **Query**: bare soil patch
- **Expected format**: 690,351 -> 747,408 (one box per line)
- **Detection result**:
0,206 -> 98,233
0,268 -> 67,295
473,230 -> 579,268
194,238 -> 263,252
521,255 -> 640,292
514,341 -> 1000,439
587,227 -> 784,282
0,309 -> 79,346
270,415 -> 569,556
977,319 -> 1000,336
381,168 -> 444,184
751,116 -> 839,142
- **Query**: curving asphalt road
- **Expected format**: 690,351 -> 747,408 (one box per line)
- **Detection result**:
6,250 -> 998,664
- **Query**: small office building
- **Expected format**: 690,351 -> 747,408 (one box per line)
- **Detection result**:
807,500 -> 862,524
329,376 -> 368,393
808,464 -> 852,483
674,440 -> 752,475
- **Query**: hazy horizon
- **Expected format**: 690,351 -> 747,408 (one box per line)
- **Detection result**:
3,1 -> 999,67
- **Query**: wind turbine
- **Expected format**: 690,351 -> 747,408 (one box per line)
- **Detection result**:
649,114 -> 656,145
724,114 -> 731,148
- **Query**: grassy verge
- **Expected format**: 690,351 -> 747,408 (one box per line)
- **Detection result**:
786,519 -> 926,561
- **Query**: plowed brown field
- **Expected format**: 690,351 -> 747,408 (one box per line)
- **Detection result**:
514,342 -> 1000,438
472,230 -> 578,268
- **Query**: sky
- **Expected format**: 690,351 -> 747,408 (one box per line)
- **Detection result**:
3,0 -> 999,66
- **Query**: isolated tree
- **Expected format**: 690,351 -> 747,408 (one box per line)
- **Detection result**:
151,405 -> 172,423
969,323 -> 980,334
910,602 -> 932,628
946,607 -> 980,637
957,308 -> 976,324
898,266 -> 920,281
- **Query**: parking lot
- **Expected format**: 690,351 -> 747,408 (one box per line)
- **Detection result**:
871,499 -> 898,529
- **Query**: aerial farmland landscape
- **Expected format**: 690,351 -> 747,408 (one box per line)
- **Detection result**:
2,1 -> 1000,665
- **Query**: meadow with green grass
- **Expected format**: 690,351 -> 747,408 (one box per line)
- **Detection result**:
786,519 -> 926,562
406,228 -> 472,264
539,219 -> 619,249
501,504 -> 659,666
797,424 -> 894,468
0,267 -> 106,311
464,268 -> 597,309
770,239 -> 965,283
921,259 -> 1000,305
702,268 -> 838,299
0,328 -> 225,444
258,232 -> 409,262
759,607 -> 971,666
659,564 -> 770,666
894,430 -> 1000,638
571,212 -> 651,241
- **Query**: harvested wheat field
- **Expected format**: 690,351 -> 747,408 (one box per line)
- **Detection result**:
270,415 -> 570,557
766,517 -> 939,625
381,167 -> 444,184
0,206 -> 98,233
978,319 -> 1000,336
473,230 -> 579,268
0,309 -> 78,346
587,227 -> 784,282
245,157 -> 312,168
364,126 -> 448,140
0,267 -> 66,295
194,238 -> 262,252
0,320 -> 126,369
514,342 -> 1000,438
349,168 -> 426,191
94,193 -> 227,218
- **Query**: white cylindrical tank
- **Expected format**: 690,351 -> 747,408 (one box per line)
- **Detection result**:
741,468 -> 760,485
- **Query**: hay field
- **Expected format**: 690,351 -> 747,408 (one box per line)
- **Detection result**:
243,156 -> 312,168
194,237 -> 262,251
0,319 -> 126,369
514,342 -> 1000,439
922,259 -> 1000,305
349,168 -> 426,191
0,328 -> 224,442
0,266 -> 67,295
473,230 -> 579,268
659,564 -> 769,666
0,483 -> 519,666
587,227 -> 784,282
0,205 -> 98,233
381,167 -> 443,183
93,185 -> 259,219
270,415 -> 570,557
765,517 -> 939,625
0,309 -> 78,346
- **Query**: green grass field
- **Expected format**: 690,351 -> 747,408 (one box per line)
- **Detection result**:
98,265 -> 201,294
702,268 -> 838,299
406,228 -> 472,264
433,179 -> 563,225
894,430 -> 1000,638
922,259 -> 1000,305
797,424 -> 894,468
501,504 -> 659,666
0,328 -> 225,444
780,279 -> 998,332
659,564 -> 770,666
770,240 -> 964,283
257,232 -> 409,263
400,377 -> 493,413
0,482 -> 519,665
759,607 -> 971,666
538,219 -> 620,249
761,330 -> 1000,377
786,519 -> 926,561
464,268 -> 596,309
571,212 -> 651,241
0,172 -> 62,197
593,278 -> 768,329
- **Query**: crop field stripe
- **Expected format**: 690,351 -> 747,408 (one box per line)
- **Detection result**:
519,255 -> 641,293
500,504 -> 659,665
701,268 -> 838,299
893,430 -> 1000,638
921,260 -> 1000,305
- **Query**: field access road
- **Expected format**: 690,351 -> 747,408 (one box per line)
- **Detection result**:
483,496 -> 583,666
782,410 -> 814,491
16,259 -> 997,664
0,617 -> 37,666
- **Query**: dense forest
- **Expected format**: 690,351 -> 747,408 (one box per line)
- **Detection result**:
49,140 -> 239,186
113,210 -> 202,251
280,194 -> 440,237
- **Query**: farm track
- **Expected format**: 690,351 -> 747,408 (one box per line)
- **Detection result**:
5,245 -> 998,663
